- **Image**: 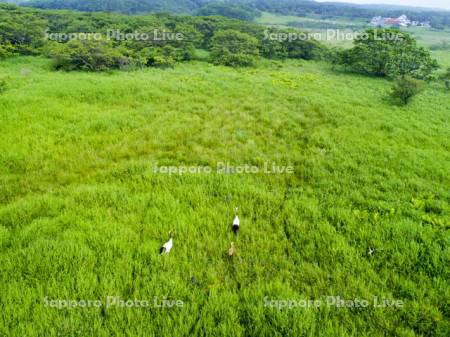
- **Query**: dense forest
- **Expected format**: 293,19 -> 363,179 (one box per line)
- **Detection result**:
0,3 -> 328,69
4,0 -> 450,28
26,0 -> 207,14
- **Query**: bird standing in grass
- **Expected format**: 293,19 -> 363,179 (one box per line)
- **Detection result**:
160,231 -> 173,254
232,207 -> 240,235
228,242 -> 236,257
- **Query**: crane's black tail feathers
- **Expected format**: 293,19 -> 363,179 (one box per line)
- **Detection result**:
232,225 -> 239,235
160,247 -> 166,254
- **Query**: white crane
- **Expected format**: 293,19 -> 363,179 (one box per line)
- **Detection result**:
232,207 -> 240,235
160,231 -> 173,254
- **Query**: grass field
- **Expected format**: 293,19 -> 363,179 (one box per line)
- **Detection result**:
255,12 -> 365,48
408,27 -> 450,47
256,12 -> 450,52
0,56 -> 449,336
256,12 -> 368,29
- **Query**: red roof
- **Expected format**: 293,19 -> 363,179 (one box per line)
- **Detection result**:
385,19 -> 401,24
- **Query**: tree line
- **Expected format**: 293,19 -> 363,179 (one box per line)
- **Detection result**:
0,3 -> 447,104
0,3 -> 328,69
16,0 -> 450,28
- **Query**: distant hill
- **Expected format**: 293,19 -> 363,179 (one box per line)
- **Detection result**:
21,0 -> 208,13
252,0 -> 449,25
2,0 -> 449,27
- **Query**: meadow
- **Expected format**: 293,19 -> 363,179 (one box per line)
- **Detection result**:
256,11 -> 450,52
0,53 -> 449,336
256,11 -> 368,30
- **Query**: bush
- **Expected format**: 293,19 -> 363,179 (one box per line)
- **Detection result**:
390,76 -> 425,105
137,44 -> 194,68
137,45 -> 184,68
0,43 -> 17,59
210,30 -> 259,67
336,29 -> 439,80
48,39 -> 133,71
121,24 -> 197,66
260,28 -> 328,61
0,13 -> 47,56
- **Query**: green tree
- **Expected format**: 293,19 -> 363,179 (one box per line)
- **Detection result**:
0,42 -> 17,59
0,12 -> 47,56
285,37 -> 326,60
210,29 -> 259,67
337,29 -> 438,80
48,39 -> 132,71
121,24 -> 196,66
261,28 -> 326,60
137,45 -> 186,68
390,76 -> 425,105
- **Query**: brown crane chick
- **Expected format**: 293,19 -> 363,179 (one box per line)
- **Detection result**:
228,242 -> 236,258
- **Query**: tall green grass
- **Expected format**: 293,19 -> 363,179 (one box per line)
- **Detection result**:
0,57 -> 449,336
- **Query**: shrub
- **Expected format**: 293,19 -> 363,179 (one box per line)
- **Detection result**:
284,37 -> 327,60
390,76 -> 425,105
0,13 -> 46,56
260,28 -> 328,61
121,24 -> 197,66
336,29 -> 439,80
260,31 -> 288,59
210,30 -> 259,67
0,43 -> 17,59
48,39 -> 133,71
135,44 -> 194,68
